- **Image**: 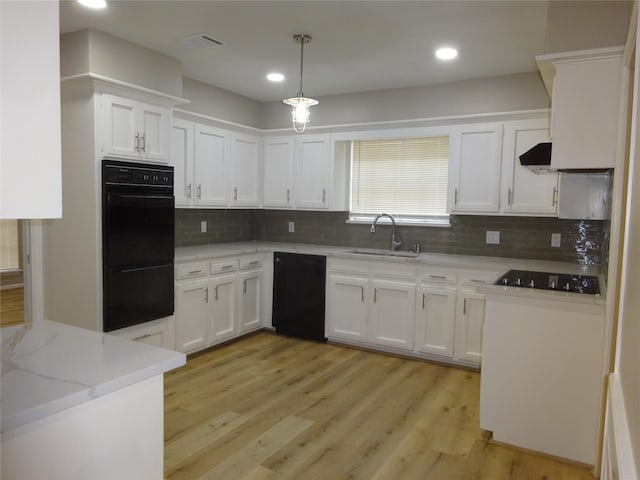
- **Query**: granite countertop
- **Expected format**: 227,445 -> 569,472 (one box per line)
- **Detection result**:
0,320 -> 186,432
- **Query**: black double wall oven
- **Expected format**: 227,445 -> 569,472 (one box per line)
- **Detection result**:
102,160 -> 175,332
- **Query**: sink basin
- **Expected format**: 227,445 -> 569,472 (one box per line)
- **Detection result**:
348,248 -> 419,258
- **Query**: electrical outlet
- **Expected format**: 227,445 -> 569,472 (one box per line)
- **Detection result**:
200,220 -> 207,233
486,230 -> 500,245
288,221 -> 295,233
551,232 -> 561,247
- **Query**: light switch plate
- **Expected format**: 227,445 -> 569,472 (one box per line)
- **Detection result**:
288,221 -> 295,233
486,230 -> 500,245
551,232 -> 561,247
200,220 -> 207,233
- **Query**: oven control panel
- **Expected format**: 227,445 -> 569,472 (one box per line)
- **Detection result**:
495,269 -> 600,295
103,161 -> 173,188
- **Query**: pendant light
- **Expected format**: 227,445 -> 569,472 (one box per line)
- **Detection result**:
283,34 -> 318,133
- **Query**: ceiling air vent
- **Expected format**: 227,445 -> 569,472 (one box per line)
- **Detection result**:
184,34 -> 224,48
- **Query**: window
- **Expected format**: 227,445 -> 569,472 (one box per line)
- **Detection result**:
1,220 -> 20,271
349,135 -> 449,225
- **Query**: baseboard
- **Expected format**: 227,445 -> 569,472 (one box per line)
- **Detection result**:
601,373 -> 638,480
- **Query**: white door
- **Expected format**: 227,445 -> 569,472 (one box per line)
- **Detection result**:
263,137 -> 294,208
326,274 -> 369,342
175,280 -> 208,353
194,124 -> 228,206
138,103 -> 170,162
502,120 -> 558,215
454,289 -> 486,365
238,270 -> 262,333
230,134 -> 260,206
450,124 -> 503,213
369,279 -> 416,351
414,284 -> 457,357
210,274 -> 237,343
170,119 -> 194,207
295,135 -> 331,209
103,94 -> 138,158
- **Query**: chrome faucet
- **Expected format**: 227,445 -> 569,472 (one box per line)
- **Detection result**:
370,213 -> 402,251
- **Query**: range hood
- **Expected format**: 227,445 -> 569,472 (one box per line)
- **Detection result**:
519,142 -> 554,173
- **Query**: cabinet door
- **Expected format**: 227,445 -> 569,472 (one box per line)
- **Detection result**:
450,124 -> 503,213
454,289 -> 486,365
170,119 -> 194,207
103,94 -> 138,158
175,280 -> 208,353
194,124 -> 229,206
369,279 -> 416,351
414,284 -> 456,357
502,120 -> 558,215
263,137 -> 294,208
326,274 -> 369,342
238,270 -> 262,333
295,135 -> 331,209
111,316 -> 176,350
230,134 -> 260,206
139,103 -> 170,162
210,274 -> 237,344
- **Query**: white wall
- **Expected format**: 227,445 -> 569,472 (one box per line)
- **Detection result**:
260,72 -> 550,130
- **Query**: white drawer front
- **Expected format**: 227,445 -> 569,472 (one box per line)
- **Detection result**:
240,256 -> 262,270
210,259 -> 238,274
175,262 -> 208,280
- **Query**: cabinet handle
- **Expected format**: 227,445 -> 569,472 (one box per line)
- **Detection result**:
234,186 -> 238,201
243,280 -> 247,294
463,298 -> 467,315
552,187 -> 558,206
249,261 -> 260,266
322,188 -> 326,203
374,288 -> 377,303
133,333 -> 152,342
287,188 -> 290,203
197,184 -> 202,199
508,188 -> 513,206
204,287 -> 209,303
215,285 -> 219,301
187,184 -> 192,200
141,133 -> 146,153
469,279 -> 484,284
454,188 -> 458,205
361,286 -> 365,302
188,269 -> 203,275
221,265 -> 233,270
422,292 -> 426,310
429,275 -> 446,280
134,133 -> 140,152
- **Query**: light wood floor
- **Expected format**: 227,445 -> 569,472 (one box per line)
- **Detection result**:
0,287 -> 24,327
164,333 -> 594,480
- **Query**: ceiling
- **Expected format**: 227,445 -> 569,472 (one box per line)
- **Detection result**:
59,1 -> 549,103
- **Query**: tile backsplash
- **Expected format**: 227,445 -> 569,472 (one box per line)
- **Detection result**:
176,209 -> 608,265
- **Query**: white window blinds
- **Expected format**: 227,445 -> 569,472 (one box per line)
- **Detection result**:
0,220 -> 20,271
350,136 -> 449,219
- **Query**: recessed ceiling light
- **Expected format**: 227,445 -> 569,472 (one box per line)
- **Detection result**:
267,73 -> 285,82
435,47 -> 458,60
77,0 -> 107,9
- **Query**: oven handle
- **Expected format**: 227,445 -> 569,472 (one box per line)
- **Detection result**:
119,264 -> 173,273
111,194 -> 174,201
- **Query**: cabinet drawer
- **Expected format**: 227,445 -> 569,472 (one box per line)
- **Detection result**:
459,270 -> 501,286
328,258 -> 370,276
419,268 -> 457,285
175,262 -> 208,280
240,256 -> 262,270
210,259 -> 238,274
372,262 -> 417,281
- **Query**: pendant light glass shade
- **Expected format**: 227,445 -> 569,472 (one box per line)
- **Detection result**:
283,34 -> 318,133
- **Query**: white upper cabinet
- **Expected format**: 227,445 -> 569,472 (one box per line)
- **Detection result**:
501,119 -> 558,216
103,93 -> 170,163
294,135 -> 332,209
449,123 -> 503,214
193,124 -> 229,207
170,119 -> 194,207
263,137 -> 295,208
537,48 -> 623,170
229,133 -> 261,207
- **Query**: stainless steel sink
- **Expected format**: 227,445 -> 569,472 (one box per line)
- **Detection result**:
347,248 -> 419,258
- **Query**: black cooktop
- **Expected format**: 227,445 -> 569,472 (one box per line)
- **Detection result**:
495,269 -> 600,295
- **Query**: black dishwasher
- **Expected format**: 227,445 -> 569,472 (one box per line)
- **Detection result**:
272,252 -> 326,342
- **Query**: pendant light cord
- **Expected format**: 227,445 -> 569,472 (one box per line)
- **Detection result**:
297,36 -> 305,97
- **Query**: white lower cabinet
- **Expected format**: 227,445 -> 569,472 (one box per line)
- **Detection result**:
111,315 -> 176,350
414,284 -> 457,358
454,289 -> 486,365
326,274 -> 369,342
175,255 -> 264,354
369,279 -> 415,351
